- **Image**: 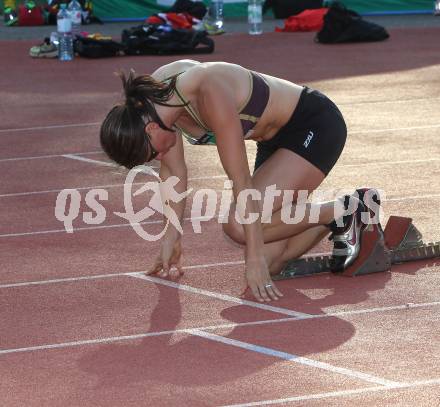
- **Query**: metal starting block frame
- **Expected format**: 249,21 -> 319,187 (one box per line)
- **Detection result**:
273,216 -> 440,280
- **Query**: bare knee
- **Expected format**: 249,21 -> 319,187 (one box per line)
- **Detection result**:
222,221 -> 246,245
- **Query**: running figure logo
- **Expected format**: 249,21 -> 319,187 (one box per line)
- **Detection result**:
115,165 -> 193,241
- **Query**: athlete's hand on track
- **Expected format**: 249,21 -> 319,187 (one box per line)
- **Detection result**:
147,236 -> 183,279
245,256 -> 283,302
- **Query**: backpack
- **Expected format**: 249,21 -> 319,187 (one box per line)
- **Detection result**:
121,24 -> 214,56
167,0 -> 207,20
74,36 -> 125,58
18,2 -> 45,26
315,2 -> 389,43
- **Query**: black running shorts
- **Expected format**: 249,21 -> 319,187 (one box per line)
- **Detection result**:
254,87 -> 347,176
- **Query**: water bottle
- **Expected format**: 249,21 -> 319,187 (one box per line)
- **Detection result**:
67,0 -> 82,36
434,0 -> 440,15
209,0 -> 224,31
248,0 -> 263,35
57,4 -> 74,61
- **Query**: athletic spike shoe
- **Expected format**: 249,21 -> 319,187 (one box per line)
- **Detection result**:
328,196 -> 367,273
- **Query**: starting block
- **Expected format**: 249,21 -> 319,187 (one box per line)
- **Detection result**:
273,216 -> 440,280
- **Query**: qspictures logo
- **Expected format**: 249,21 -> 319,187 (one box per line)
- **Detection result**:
54,165 -> 384,242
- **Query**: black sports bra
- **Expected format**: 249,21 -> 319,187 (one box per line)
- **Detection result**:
173,70 -> 270,144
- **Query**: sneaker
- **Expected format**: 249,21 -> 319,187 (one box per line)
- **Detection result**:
29,38 -> 58,59
328,195 -> 367,272
203,21 -> 225,35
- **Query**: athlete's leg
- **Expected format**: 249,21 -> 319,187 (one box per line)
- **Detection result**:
223,149 -> 342,271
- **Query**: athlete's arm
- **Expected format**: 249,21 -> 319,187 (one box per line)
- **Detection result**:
147,131 -> 187,278
159,129 -> 188,236
195,70 -> 281,302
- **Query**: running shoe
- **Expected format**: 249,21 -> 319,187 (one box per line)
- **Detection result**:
328,195 -> 367,272
29,38 -> 58,59
203,21 -> 225,35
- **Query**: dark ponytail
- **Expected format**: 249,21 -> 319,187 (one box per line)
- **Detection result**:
100,70 -> 184,169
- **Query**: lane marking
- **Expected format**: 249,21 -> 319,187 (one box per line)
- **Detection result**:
339,96 -> 440,106
222,378 -> 440,406
339,158 -> 440,168
128,273 -> 310,318
2,301 -> 440,356
0,331 -> 181,356
0,151 -> 102,163
61,154 -> 116,167
385,194 -> 440,202
3,185 -> 440,237
2,151 -> 438,168
0,253 -> 333,288
350,123 -> 440,134
1,122 -> 439,135
192,330 -> 399,386
0,261 -> 247,289
0,215 -> 214,238
0,294 -> 440,355
0,122 -> 100,133
0,174 -> 223,199
0,262 -> 438,356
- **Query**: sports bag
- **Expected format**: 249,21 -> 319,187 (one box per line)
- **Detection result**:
74,36 -> 125,58
316,2 -> 389,43
18,2 -> 44,26
121,24 -> 214,56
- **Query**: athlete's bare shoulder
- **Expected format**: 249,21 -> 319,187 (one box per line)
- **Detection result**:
177,61 -> 249,93
151,59 -> 201,81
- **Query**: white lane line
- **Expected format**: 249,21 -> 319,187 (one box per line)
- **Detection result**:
0,330 -> 180,356
385,193 -> 440,202
2,301 -> 440,356
1,254 -> 339,289
192,330 -> 399,386
0,262 -> 438,356
1,122 -> 439,135
0,122 -> 100,133
339,158 -> 440,168
222,378 -> 440,407
0,174 -> 218,199
3,187 -> 440,237
0,220 -> 161,238
1,261 -> 243,289
350,123 -> 440,134
183,260 -> 244,270
2,188 -> 440,236
339,97 -> 440,106
0,183 -> 138,198
0,215 -> 214,238
128,273 -> 310,318
61,154 -> 116,167
0,272 -> 129,289
62,155 -> 438,169
0,151 -> 102,163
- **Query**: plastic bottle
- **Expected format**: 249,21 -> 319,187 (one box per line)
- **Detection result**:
67,0 -> 82,36
209,0 -> 224,31
248,0 -> 262,35
57,4 -> 74,61
435,0 -> 440,15
4,0 -> 17,25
